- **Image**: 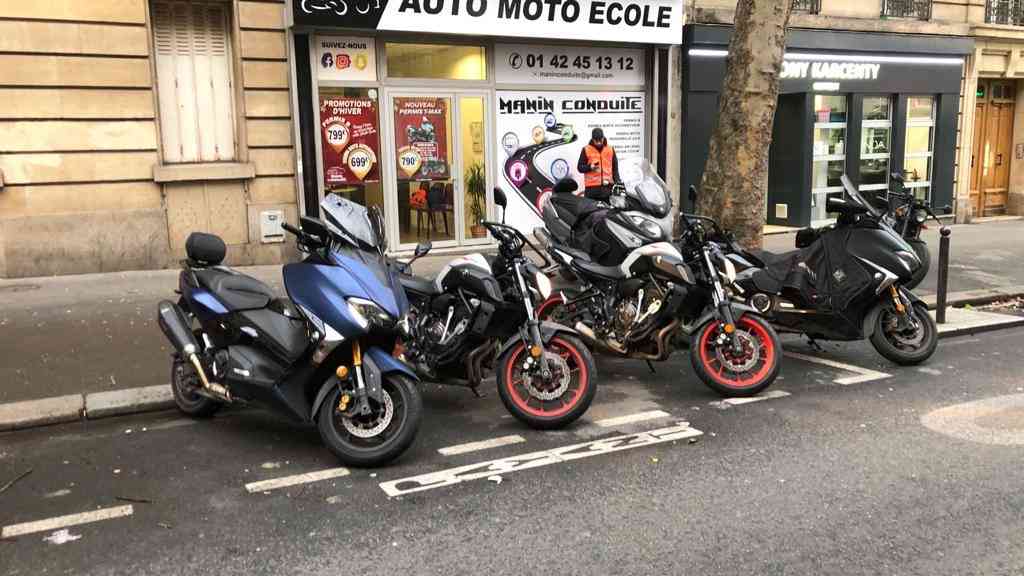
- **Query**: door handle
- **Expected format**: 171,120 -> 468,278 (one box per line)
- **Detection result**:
997,153 -> 1004,166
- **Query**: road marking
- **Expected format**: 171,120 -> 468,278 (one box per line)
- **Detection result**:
438,434 -> 527,456
592,410 -> 671,428
784,351 -> 892,385
379,423 -> 702,497
245,467 -> 350,493
1,505 -> 133,539
709,390 -> 791,408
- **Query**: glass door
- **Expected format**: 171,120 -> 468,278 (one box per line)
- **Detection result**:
810,94 -> 848,227
382,90 -> 491,250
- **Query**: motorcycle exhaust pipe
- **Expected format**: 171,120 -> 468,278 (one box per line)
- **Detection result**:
574,321 -> 597,343
157,300 -> 230,400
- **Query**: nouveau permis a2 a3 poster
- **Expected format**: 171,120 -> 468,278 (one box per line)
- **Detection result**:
495,91 -> 646,233
320,96 -> 381,185
393,97 -> 450,181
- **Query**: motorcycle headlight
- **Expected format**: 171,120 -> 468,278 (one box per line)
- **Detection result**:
347,297 -> 395,330
629,215 -> 662,239
914,209 -> 927,224
533,271 -> 553,301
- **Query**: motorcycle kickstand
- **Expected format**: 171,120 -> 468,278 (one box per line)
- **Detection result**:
645,360 -> 657,375
805,335 -> 825,353
468,383 -> 486,399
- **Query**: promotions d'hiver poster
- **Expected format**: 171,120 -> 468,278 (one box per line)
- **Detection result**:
319,95 -> 380,186
495,91 -> 646,233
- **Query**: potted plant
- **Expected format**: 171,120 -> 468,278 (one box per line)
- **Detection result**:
465,161 -> 487,238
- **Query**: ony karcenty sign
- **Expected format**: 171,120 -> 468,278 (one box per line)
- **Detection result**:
290,0 -> 684,45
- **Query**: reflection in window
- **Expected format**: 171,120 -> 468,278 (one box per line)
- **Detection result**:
904,96 -> 935,201
860,96 -> 892,193
386,43 -> 486,80
811,94 -> 847,225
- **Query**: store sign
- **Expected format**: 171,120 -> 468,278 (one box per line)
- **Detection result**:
320,95 -> 381,185
316,35 -> 376,81
495,44 -> 644,86
495,90 -> 645,229
781,60 -> 880,81
291,0 -> 684,45
393,97 -> 450,180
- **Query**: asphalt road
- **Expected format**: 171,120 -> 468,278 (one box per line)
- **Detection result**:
2,327 -> 1023,575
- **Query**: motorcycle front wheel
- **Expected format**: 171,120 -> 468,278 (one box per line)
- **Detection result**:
691,314 -> 781,398
869,302 -> 938,366
497,335 -> 597,430
905,238 -> 930,290
317,374 -> 422,467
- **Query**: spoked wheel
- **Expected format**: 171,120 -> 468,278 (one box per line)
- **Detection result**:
317,374 -> 422,467
691,315 -> 780,397
170,356 -> 222,418
497,335 -> 597,429
870,302 -> 937,366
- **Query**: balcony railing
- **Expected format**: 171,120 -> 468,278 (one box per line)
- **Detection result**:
792,0 -> 821,13
881,0 -> 932,20
986,0 -> 1024,25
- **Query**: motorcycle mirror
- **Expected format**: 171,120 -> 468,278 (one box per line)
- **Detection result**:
493,187 -> 507,209
414,241 -> 432,258
890,172 -> 905,184
688,185 -> 698,205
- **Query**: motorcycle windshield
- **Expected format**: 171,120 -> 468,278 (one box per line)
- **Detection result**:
320,193 -> 380,250
840,174 -> 882,217
620,158 -> 671,218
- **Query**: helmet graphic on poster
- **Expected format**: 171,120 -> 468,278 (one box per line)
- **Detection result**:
531,126 -> 545,144
502,132 -> 519,156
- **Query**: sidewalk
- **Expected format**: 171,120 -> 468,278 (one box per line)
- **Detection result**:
2,219 -> 1023,407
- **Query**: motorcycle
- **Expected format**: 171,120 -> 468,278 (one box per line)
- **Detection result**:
536,164 -> 781,398
878,171 -> 949,290
717,174 -> 939,366
157,194 -> 422,467
396,188 -> 597,429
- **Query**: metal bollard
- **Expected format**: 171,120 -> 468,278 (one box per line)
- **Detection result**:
936,226 -> 952,324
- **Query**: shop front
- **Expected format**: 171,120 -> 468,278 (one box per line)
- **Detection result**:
682,25 -> 973,228
286,0 -> 683,252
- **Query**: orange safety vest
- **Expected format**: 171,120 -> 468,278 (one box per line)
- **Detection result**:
583,144 -> 615,188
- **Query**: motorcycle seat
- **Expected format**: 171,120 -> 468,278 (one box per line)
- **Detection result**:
572,259 -> 625,280
195,267 -> 275,311
399,273 -> 438,296
550,193 -> 605,228
748,249 -> 800,269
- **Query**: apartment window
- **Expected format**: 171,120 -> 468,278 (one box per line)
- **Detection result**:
904,96 -> 936,201
152,1 -> 237,163
881,0 -> 932,20
791,0 -> 821,13
986,0 -> 1024,26
860,97 -> 892,193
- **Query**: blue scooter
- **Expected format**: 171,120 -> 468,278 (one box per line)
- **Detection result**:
157,194 -> 421,467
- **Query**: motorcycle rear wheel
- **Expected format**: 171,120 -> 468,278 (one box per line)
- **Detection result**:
497,335 -> 597,430
317,374 -> 422,467
170,356 -> 222,418
690,315 -> 781,398
870,302 -> 937,366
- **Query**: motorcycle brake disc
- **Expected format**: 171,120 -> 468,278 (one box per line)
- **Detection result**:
342,390 -> 395,438
522,352 -> 571,401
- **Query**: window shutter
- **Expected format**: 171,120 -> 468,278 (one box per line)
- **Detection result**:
153,1 -> 236,163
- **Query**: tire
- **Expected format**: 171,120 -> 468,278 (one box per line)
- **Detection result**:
536,295 -> 566,323
690,314 -> 781,398
497,335 -> 597,430
317,374 -> 422,467
870,302 -> 938,366
904,239 -> 930,290
171,357 -> 222,418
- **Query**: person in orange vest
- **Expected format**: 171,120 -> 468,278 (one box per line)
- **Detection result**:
577,127 -> 620,201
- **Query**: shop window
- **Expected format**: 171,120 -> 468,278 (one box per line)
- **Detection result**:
904,96 -> 935,201
319,88 -> 384,214
386,43 -> 486,81
152,1 -> 236,163
811,95 -> 847,225
860,96 -> 892,192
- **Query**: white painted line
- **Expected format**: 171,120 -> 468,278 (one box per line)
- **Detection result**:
379,423 -> 702,497
438,435 -> 526,456
784,351 -> 892,385
710,390 -> 791,408
1,505 -> 133,539
245,467 -> 350,493
593,410 -> 671,428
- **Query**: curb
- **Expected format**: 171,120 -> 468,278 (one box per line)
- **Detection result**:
936,317 -> 1024,339
0,385 -> 172,432
922,285 -> 1024,310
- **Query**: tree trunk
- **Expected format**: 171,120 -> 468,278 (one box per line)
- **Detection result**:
696,0 -> 793,249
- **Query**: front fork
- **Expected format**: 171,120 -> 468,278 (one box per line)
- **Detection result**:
889,285 -> 917,330
704,247 -> 743,354
337,340 -> 372,417
516,263 -> 552,379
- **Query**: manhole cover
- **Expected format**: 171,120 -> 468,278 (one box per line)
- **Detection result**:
0,284 -> 41,293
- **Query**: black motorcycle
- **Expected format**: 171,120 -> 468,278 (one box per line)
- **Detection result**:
396,188 -> 597,429
718,174 -> 939,366
879,172 -> 949,290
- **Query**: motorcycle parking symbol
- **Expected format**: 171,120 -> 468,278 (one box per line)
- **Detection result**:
508,52 -> 523,70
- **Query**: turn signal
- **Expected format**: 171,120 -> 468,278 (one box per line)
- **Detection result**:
530,345 -> 543,358
336,365 -> 349,379
723,323 -> 736,334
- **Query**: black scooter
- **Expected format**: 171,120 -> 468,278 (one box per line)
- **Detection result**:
705,174 -> 939,366
879,172 -> 950,290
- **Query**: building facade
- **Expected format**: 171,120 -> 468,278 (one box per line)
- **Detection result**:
0,0 -> 299,278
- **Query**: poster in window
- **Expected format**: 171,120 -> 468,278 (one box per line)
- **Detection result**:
319,95 -> 380,186
393,97 -> 449,181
